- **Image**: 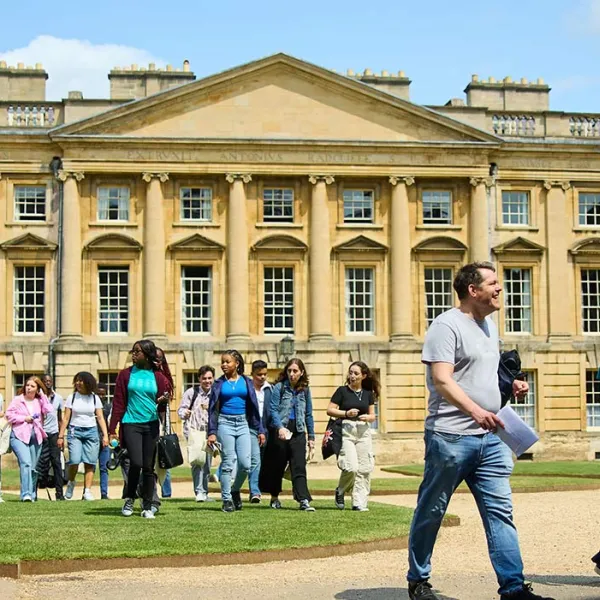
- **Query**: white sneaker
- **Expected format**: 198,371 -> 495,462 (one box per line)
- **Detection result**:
150,505 -> 159,516
122,498 -> 134,517
65,481 -> 76,500
0,495 -> 5,503
195,492 -> 207,502
141,509 -> 155,519
82,489 -> 95,501
21,494 -> 32,502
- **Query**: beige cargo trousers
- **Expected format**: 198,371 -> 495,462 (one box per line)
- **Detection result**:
337,419 -> 374,509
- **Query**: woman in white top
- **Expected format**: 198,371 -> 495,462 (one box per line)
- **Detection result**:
57,372 -> 108,501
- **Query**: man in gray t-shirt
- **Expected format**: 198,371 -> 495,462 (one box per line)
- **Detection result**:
407,263 -> 552,600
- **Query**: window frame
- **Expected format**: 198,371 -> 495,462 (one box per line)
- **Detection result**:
98,372 -> 119,404
423,266 -> 454,327
421,189 -> 453,226
502,267 -> 533,335
179,186 -> 213,223
97,265 -> 130,335
13,264 -> 46,335
262,187 -> 295,224
580,267 -> 600,335
585,369 -> 600,429
344,266 -> 376,335
342,188 -> 375,224
97,185 -> 131,222
13,184 -> 48,223
336,180 -> 381,228
263,265 -> 295,334
90,177 -> 137,227
578,191 -> 600,228
511,370 -> 537,429
501,190 -> 530,226
180,265 -> 213,335
496,182 -> 539,231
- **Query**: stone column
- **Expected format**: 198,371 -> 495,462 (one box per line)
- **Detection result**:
142,172 -> 169,339
469,177 -> 494,262
389,176 -> 414,340
544,180 -> 572,340
308,175 -> 334,341
225,173 -> 252,343
57,170 -> 85,339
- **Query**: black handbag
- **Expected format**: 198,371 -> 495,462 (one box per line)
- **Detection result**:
321,417 -> 343,460
498,349 -> 524,408
156,403 -> 184,469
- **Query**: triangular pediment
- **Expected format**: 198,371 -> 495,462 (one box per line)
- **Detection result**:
168,233 -> 225,252
570,237 -> 600,255
52,54 -> 499,144
0,233 -> 57,251
333,235 -> 388,253
251,234 -> 307,253
413,236 -> 468,254
84,233 -> 142,251
493,236 -> 545,255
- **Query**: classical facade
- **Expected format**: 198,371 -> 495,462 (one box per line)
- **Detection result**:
1,53 -> 600,460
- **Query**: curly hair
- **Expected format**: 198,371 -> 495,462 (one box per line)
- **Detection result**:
132,339 -> 160,371
155,347 -> 174,392
20,376 -> 48,398
222,349 -> 245,375
72,371 -> 97,395
276,358 -> 309,392
347,361 -> 381,399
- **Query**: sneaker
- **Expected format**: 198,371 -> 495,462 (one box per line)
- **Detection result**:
64,480 -> 76,500
121,498 -> 135,517
195,492 -> 207,503
55,496 -> 65,502
250,494 -> 261,504
222,500 -> 235,513
231,491 -> 243,511
500,583 -> 555,600
270,498 -> 282,509
408,580 -> 439,600
82,489 -> 95,501
101,494 -> 109,500
299,499 -> 315,512
141,509 -> 155,519
335,488 -> 345,510
21,494 -> 32,502
0,496 -> 4,503
352,505 -> 369,512
150,505 -> 159,516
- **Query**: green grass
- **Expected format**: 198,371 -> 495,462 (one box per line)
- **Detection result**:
382,461 -> 600,479
0,496 -> 414,564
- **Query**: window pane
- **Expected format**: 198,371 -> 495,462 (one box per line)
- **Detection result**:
345,268 -> 374,333
502,191 -> 530,225
422,190 -> 452,225
424,268 -> 453,325
14,186 -> 46,222
510,371 -> 536,428
343,190 -> 374,223
579,193 -> 600,226
264,267 -> 294,333
503,268 -> 532,333
98,267 -> 129,333
98,372 -> 119,404
181,266 -> 212,332
97,187 -> 130,221
263,188 -> 294,222
582,270 -> 600,333
14,266 -> 45,333
586,370 -> 600,427
180,187 -> 212,221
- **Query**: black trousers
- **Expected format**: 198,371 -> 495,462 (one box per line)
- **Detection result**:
259,420 -> 311,502
121,421 -> 159,509
36,432 -> 64,498
120,456 -> 161,507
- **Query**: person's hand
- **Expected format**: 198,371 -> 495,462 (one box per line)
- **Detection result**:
109,434 -> 119,446
24,416 -> 33,423
278,428 -> 290,440
512,379 -> 529,399
157,392 -> 170,405
183,409 -> 192,420
358,414 -> 370,422
258,433 -> 266,447
207,434 -> 217,446
470,405 -> 504,432
346,408 -> 360,418
307,439 -> 315,449
57,437 -> 64,449
101,435 -> 109,448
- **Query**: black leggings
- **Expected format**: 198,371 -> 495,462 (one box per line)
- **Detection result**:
121,421 -> 159,509
259,420 -> 311,502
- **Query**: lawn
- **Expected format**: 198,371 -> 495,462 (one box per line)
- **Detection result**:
382,461 -> 600,479
0,496 -> 414,565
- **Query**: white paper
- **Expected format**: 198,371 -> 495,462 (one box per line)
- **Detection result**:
494,405 -> 539,457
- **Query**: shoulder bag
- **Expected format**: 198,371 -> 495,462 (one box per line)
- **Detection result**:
186,387 -> 207,467
156,402 -> 184,469
0,417 -> 11,455
321,417 -> 343,460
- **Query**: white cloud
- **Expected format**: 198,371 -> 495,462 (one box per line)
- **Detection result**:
0,35 -> 167,100
568,0 -> 600,35
553,74 -> 600,92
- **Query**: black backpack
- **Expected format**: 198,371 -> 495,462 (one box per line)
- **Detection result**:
498,349 -> 524,407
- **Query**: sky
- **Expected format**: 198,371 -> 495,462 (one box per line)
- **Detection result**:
1,0 -> 600,112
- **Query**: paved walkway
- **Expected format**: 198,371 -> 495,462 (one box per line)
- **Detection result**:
2,467 -> 600,599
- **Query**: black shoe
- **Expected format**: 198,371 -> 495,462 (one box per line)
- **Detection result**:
55,496 -> 66,501
222,500 -> 235,513
270,498 -> 282,509
500,583 -> 555,600
250,494 -> 261,504
408,580 -> 439,600
299,499 -> 315,512
231,491 -> 243,511
101,494 -> 109,500
334,488 -> 344,510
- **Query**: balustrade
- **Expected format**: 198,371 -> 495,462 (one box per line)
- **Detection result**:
492,114 -> 536,136
6,105 -> 56,127
569,116 -> 600,137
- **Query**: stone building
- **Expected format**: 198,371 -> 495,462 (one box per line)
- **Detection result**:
1,53 -> 599,460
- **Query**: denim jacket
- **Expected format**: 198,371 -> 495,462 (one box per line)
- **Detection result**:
269,381 -> 315,440
207,375 -> 265,437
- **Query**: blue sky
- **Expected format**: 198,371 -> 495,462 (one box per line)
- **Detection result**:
1,0 -> 599,112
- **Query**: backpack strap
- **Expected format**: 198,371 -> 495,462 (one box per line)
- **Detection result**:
188,386 -> 201,412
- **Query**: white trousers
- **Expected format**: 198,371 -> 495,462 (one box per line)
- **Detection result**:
337,420 -> 374,509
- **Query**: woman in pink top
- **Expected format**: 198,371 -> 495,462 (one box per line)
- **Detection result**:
6,376 -> 53,501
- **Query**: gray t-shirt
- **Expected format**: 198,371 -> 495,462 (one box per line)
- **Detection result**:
422,308 -> 501,435
43,392 -> 64,435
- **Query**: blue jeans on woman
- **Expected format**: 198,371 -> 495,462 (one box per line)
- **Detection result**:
217,414 -> 251,502
407,429 -> 525,596
97,444 -> 111,498
248,429 -> 262,497
10,431 -> 41,500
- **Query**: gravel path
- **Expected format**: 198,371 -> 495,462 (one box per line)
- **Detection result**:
2,473 -> 600,599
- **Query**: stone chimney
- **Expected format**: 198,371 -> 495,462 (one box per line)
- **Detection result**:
0,61 -> 48,101
108,60 -> 196,100
347,68 -> 411,101
465,74 -> 550,111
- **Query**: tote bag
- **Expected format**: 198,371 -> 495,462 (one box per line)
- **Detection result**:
321,417 -> 342,460
156,404 -> 184,469
0,417 -> 12,455
187,428 -> 207,467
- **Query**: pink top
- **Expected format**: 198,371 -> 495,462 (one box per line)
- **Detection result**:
6,393 -> 53,444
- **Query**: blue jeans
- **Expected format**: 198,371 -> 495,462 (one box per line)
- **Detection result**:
98,445 -> 110,497
192,453 -> 212,495
408,430 -> 524,595
248,429 -> 262,497
217,414 -> 251,502
161,470 -> 172,498
10,431 -> 41,500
